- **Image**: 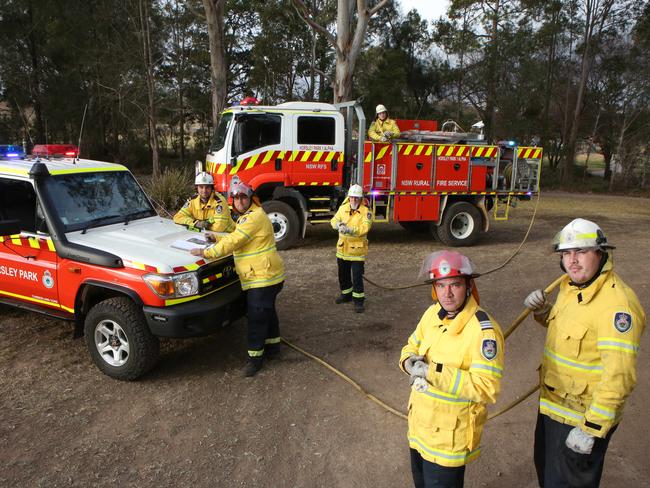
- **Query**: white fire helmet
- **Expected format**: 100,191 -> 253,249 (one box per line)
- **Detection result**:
195,172 -> 214,186
375,104 -> 388,115
347,184 -> 363,198
552,218 -> 615,252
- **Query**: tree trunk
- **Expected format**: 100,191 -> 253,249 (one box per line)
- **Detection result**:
202,0 -> 227,129
139,0 -> 160,176
484,0 -> 500,142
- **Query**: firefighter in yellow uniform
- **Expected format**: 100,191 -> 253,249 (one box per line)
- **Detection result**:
368,104 -> 401,142
330,184 -> 372,313
173,172 -> 234,232
524,218 -> 646,487
191,177 -> 284,377
400,250 -> 504,488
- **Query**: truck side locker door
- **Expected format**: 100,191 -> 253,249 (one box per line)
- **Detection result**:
0,178 -> 60,311
434,145 -> 471,191
394,142 -> 433,192
288,114 -> 342,187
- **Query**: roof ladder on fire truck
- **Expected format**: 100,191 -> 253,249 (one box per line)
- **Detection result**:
308,197 -> 335,223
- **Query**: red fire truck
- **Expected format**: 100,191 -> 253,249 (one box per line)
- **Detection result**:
202,101 -> 542,249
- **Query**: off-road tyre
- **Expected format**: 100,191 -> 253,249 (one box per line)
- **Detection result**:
434,201 -> 482,247
84,297 -> 160,381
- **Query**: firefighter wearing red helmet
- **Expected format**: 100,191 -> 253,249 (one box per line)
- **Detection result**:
399,250 -> 504,488
173,172 -> 234,232
191,176 -> 285,377
524,218 -> 646,487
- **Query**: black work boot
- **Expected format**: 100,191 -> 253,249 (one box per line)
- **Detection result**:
335,293 -> 352,304
265,343 -> 281,360
244,357 -> 263,377
354,301 -> 365,313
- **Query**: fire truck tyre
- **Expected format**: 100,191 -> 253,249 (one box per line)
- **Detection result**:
263,200 -> 299,250
435,202 -> 482,247
84,297 -> 160,381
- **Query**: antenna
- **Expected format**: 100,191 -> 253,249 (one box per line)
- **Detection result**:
76,103 -> 89,164
14,98 -> 34,153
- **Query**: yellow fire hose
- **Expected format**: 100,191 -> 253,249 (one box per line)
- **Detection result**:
282,273 -> 562,422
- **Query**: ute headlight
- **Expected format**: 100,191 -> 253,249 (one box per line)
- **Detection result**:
143,271 -> 199,298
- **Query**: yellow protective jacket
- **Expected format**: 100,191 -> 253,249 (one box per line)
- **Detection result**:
368,118 -> 401,142
536,259 -> 646,437
203,203 -> 284,290
399,296 -> 504,467
330,200 -> 372,261
173,193 -> 234,233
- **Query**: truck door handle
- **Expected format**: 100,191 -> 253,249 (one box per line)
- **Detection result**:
416,163 -> 423,170
275,158 -> 282,171
453,163 -> 460,170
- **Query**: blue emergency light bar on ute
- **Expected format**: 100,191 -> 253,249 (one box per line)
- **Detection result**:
0,144 -> 25,159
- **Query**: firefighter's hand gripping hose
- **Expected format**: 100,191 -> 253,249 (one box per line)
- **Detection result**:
281,273 -> 563,423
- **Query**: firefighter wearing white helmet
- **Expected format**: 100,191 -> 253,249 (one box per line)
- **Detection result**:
524,218 -> 646,487
368,104 -> 401,142
330,184 -> 373,313
173,171 -> 234,232
191,175 -> 285,377
400,250 -> 504,487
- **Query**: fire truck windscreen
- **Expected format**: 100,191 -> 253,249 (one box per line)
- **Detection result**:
210,112 -> 233,153
43,171 -> 156,232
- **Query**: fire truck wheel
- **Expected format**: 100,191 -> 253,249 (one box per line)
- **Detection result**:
263,200 -> 299,250
84,297 -> 160,381
435,201 -> 482,247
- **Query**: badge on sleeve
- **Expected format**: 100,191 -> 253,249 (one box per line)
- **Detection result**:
238,216 -> 247,224
614,312 -> 632,333
216,204 -> 223,214
182,199 -> 190,209
367,211 -> 372,220
481,339 -> 497,361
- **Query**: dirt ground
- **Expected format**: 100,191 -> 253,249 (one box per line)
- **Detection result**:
1,191 -> 649,488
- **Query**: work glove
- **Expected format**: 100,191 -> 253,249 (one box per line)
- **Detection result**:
403,355 -> 425,375
524,289 -> 551,315
194,220 -> 209,230
410,360 -> 429,378
411,376 -> 428,393
380,136 -> 388,142
565,427 -> 595,455
338,223 -> 350,235
384,131 -> 393,138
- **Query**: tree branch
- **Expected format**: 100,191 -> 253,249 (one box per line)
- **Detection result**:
292,0 -> 338,51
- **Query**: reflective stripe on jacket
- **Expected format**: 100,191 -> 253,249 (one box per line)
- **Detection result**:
399,296 -> 504,467
330,201 -> 372,261
537,259 -> 646,437
173,193 -> 234,233
368,118 -> 401,142
203,203 -> 284,290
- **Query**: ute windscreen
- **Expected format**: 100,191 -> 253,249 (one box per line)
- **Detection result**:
44,171 -> 156,232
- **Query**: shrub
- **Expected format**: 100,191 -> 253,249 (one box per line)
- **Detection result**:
144,167 -> 193,217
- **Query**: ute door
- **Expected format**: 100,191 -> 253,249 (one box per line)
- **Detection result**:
0,178 -> 61,312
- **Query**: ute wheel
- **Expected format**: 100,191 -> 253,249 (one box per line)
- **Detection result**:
434,201 -> 482,247
84,297 -> 160,381
263,200 -> 299,250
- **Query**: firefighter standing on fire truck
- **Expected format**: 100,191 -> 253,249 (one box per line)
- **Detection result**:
191,177 -> 285,377
524,218 -> 646,487
173,172 -> 234,232
330,184 -> 372,313
400,250 -> 504,488
368,104 -> 401,142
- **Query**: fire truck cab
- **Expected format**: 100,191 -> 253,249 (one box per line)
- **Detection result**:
0,147 -> 245,380
204,101 -> 541,249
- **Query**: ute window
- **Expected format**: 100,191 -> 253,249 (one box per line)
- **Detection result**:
297,116 -> 336,145
0,178 -> 37,234
232,113 -> 281,155
210,112 -> 233,153
43,171 -> 157,232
